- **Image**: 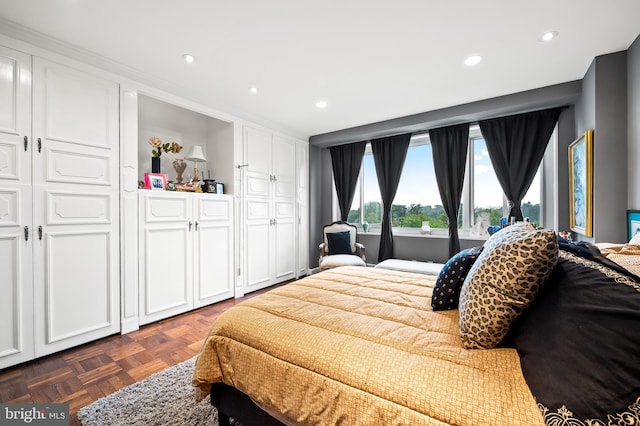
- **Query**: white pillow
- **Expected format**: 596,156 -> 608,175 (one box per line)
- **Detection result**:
629,233 -> 640,245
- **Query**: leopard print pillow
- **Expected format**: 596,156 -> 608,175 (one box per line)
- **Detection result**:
458,223 -> 558,349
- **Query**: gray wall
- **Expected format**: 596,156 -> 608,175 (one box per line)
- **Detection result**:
629,35 -> 640,208
575,51 -> 628,243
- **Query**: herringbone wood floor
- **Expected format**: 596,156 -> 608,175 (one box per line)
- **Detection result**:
0,284 -> 282,425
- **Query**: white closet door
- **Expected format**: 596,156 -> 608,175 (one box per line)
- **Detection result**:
0,46 -> 33,369
138,192 -> 193,325
274,199 -> 295,280
245,198 -> 272,292
0,187 -> 33,369
273,135 -> 296,200
193,195 -> 234,308
244,126 -> 272,198
0,46 -> 31,184
32,58 -> 120,356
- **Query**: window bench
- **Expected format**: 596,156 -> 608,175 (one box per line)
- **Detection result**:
374,259 -> 445,275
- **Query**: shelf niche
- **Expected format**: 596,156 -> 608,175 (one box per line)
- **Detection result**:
137,94 -> 234,194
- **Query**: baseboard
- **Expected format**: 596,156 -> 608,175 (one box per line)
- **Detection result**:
120,317 -> 139,334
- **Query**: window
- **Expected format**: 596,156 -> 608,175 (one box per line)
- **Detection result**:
342,124 -> 548,237
470,137 -> 504,231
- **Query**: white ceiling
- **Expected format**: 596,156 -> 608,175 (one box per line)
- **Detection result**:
1,1 -> 639,140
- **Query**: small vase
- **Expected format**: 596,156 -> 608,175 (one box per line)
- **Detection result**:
152,157 -> 161,173
362,221 -> 369,232
172,159 -> 187,184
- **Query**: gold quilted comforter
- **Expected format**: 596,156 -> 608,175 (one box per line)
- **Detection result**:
192,266 -> 544,425
600,243 -> 640,277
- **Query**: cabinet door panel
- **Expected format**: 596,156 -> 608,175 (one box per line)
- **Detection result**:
38,62 -> 117,149
35,228 -> 119,356
246,174 -> 270,198
0,47 -> 31,185
0,141 -> 20,181
194,195 -> 234,307
274,220 -> 295,280
195,223 -> 233,307
246,199 -> 270,220
0,229 -> 33,369
245,222 -> 271,291
196,195 -> 231,221
273,136 -> 295,181
44,147 -> 112,186
145,193 -> 189,222
273,136 -> 295,200
244,126 -> 271,198
45,191 -> 111,225
244,127 -> 272,175
32,58 -> 119,187
141,226 -> 192,323
0,188 -> 21,226
274,179 -> 295,200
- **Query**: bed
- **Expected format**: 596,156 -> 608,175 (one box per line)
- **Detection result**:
193,224 -> 640,426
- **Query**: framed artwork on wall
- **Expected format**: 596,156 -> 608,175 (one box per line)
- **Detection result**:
568,129 -> 593,237
627,210 -> 640,241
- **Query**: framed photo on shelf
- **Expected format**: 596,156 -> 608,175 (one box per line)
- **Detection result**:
144,172 -> 168,190
627,210 -> 640,241
215,183 -> 224,194
568,129 -> 593,237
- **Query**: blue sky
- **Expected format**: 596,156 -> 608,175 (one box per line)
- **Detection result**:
360,139 -> 540,208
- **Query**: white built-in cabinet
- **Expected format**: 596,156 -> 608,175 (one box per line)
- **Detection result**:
0,37 -> 309,368
243,125 -> 304,293
138,191 -> 234,325
0,45 -> 33,369
0,46 -> 120,369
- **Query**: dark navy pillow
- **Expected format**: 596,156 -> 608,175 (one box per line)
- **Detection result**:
326,231 -> 352,255
431,246 -> 482,311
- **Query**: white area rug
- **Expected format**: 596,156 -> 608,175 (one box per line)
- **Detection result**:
77,357 -> 216,425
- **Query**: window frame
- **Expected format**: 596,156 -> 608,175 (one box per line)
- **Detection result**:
335,124 -> 548,239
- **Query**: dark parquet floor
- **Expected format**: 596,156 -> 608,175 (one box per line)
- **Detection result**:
0,284 -> 282,426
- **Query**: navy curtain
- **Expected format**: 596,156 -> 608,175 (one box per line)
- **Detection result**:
429,123 -> 470,258
479,108 -> 562,221
329,141 -> 367,221
371,133 -> 411,262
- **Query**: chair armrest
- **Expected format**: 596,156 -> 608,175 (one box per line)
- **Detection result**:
319,242 -> 327,263
355,243 -> 366,262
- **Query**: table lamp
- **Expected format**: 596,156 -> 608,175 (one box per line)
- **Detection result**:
185,145 -> 207,182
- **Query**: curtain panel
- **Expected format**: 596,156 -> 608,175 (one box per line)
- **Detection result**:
329,141 -> 367,221
429,123 -> 470,258
371,133 -> 411,262
479,108 -> 562,221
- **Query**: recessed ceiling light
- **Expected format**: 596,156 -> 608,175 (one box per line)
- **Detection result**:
316,100 -> 328,109
464,55 -> 482,66
182,54 -> 196,63
539,31 -> 558,42
249,86 -> 258,94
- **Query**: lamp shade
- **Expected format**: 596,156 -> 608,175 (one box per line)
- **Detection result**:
185,145 -> 207,162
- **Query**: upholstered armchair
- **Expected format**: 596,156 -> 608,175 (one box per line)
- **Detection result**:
319,221 -> 366,270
